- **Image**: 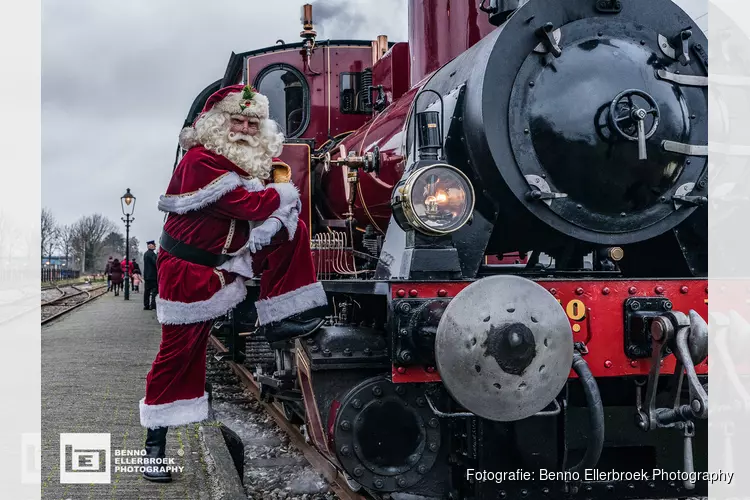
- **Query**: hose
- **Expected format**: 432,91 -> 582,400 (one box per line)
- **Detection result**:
567,352 -> 604,474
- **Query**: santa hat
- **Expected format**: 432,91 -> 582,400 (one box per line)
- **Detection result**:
179,84 -> 271,149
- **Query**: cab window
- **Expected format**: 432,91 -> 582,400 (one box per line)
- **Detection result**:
253,64 -> 309,137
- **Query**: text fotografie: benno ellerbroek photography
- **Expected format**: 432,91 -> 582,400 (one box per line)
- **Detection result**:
466,469 -> 735,485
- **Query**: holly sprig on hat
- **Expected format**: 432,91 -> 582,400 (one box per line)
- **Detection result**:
239,85 -> 258,111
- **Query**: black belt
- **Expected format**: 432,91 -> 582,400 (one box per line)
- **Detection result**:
160,232 -> 232,268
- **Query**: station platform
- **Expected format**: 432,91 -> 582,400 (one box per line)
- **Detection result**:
41,290 -> 245,500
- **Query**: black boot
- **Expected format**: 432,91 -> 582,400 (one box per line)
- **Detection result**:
261,314 -> 325,343
142,427 -> 172,483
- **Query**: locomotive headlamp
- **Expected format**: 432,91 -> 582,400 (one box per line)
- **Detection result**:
392,164 -> 475,235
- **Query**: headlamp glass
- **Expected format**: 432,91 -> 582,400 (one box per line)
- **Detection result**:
401,164 -> 474,235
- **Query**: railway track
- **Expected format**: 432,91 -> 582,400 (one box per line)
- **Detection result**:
208,335 -> 366,500
41,284 -> 109,324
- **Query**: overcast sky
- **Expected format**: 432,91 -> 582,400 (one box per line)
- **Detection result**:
41,0 -> 408,256
41,0 -> 705,258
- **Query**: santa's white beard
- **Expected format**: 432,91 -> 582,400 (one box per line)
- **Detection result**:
191,110 -> 284,179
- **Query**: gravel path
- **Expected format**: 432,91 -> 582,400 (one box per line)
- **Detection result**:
206,346 -> 339,500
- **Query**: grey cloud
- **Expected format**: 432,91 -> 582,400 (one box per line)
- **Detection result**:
42,0 -> 404,255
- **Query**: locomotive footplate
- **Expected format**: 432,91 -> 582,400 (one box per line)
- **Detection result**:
391,279 -> 708,382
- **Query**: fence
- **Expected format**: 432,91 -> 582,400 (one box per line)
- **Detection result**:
41,268 -> 80,282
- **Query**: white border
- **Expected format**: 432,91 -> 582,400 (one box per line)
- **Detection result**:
3,0 -> 41,496
709,2 -> 750,498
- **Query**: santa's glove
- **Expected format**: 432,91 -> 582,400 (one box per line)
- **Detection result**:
247,217 -> 283,253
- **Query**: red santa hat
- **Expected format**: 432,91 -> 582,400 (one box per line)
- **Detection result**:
179,84 -> 271,149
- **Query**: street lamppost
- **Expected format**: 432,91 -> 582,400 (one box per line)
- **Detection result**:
121,188 -> 136,300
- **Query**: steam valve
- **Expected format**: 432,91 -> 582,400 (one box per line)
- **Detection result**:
323,144 -> 380,174
609,89 -> 660,161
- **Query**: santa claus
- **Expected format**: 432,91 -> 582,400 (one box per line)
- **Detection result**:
139,84 -> 328,482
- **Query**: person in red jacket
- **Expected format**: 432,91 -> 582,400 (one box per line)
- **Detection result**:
139,84 -> 327,482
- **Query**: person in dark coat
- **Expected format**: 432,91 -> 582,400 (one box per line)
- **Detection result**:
105,256 -> 114,292
143,241 -> 158,310
110,258 -> 124,296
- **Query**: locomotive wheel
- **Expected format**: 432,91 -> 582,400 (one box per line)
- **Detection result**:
333,376 -> 441,493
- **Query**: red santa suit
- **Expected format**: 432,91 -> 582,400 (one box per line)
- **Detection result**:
139,84 -> 328,429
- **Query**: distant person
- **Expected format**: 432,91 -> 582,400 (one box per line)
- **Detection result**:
110,258 -> 124,296
132,268 -> 142,293
131,261 -> 141,291
121,257 -> 132,278
130,259 -> 141,292
143,241 -> 158,310
104,256 -> 114,292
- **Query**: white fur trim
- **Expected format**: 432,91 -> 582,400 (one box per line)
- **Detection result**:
179,126 -> 199,150
157,172 -> 265,214
216,248 -> 254,278
266,182 -> 301,240
214,91 -> 270,120
139,392 -> 209,429
156,278 -> 247,325
266,182 -> 300,209
269,206 -> 299,240
255,282 -> 328,325
216,223 -> 257,278
240,177 -> 265,193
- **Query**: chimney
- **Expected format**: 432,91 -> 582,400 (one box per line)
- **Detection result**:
377,35 -> 389,58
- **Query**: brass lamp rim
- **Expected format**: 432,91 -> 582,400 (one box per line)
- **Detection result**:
397,163 -> 475,236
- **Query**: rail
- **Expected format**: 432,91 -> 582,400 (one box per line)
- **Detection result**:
41,285 -> 108,324
208,335 -> 367,500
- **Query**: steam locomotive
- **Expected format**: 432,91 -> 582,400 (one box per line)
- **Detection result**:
185,0 -> 709,498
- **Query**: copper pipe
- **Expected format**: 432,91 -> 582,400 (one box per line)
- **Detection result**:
371,41 -> 379,66
302,4 -> 313,28
377,35 -> 388,58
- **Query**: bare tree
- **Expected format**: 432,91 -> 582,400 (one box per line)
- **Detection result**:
128,236 -> 141,265
58,225 -> 75,268
70,214 -> 116,273
99,231 -> 125,270
41,208 -> 59,262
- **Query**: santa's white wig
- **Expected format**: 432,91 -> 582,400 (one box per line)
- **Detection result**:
178,107 -> 285,180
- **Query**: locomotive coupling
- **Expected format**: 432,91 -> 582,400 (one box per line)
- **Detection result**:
635,309 -> 708,431
635,309 -> 708,490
